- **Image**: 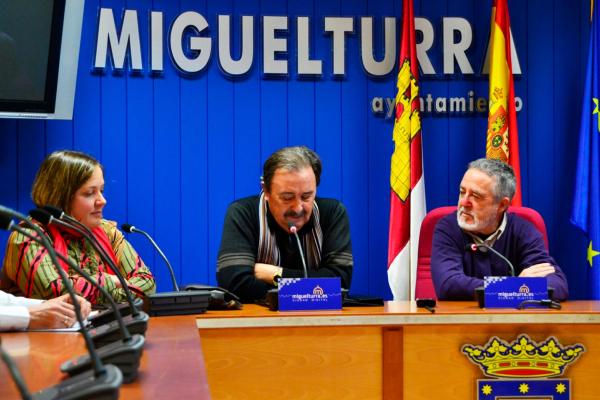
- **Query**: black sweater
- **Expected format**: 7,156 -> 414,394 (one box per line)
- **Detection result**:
217,196 -> 353,302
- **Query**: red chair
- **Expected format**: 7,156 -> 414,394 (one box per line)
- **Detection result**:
414,206 -> 549,300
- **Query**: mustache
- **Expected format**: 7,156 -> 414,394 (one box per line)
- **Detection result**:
284,210 -> 306,218
458,207 -> 472,216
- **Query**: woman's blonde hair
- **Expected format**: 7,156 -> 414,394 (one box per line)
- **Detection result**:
31,150 -> 101,214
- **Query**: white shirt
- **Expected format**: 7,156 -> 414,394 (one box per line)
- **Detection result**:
0,291 -> 43,331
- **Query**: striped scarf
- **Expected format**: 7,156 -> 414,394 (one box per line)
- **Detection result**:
48,224 -> 118,274
257,192 -> 323,269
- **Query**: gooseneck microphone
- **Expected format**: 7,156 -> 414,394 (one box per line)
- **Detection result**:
40,206 -> 149,346
0,205 -> 122,399
465,242 -> 516,276
120,222 -> 211,316
121,224 -> 179,291
52,255 -> 144,383
41,206 -> 143,308
288,222 -> 308,278
261,222 -> 320,311
28,209 -> 145,383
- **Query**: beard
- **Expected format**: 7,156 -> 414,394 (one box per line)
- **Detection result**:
457,206 -> 498,234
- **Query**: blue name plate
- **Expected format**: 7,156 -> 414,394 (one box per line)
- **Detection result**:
484,276 -> 548,308
278,277 -> 342,311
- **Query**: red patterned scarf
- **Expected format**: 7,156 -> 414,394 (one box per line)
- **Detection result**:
47,223 -> 118,274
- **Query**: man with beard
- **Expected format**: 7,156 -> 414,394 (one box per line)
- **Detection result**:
430,158 -> 568,300
216,146 -> 353,302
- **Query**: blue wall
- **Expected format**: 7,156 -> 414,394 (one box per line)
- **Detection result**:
0,0 -> 592,299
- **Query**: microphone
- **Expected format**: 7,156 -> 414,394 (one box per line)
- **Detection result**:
53,250 -> 145,383
465,242 -> 516,276
18,209 -> 145,383
120,222 -> 211,316
32,209 -> 141,327
35,207 -> 149,347
0,205 -> 123,399
288,222 -> 308,278
260,222 -> 310,311
121,224 -> 179,291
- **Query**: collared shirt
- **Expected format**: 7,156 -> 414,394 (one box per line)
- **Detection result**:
465,212 -> 508,250
0,291 -> 43,331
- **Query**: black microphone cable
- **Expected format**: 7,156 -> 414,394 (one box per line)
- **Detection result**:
517,299 -> 561,310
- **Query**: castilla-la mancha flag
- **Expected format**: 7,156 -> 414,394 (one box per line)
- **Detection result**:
486,0 -> 522,205
387,0 -> 426,301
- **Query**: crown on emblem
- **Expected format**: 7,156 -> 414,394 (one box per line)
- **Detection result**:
462,335 -> 584,378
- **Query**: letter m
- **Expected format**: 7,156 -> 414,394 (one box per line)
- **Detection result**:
94,8 -> 142,71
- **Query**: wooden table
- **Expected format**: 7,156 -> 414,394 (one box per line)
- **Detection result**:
2,302 -> 600,399
196,301 -> 600,400
0,315 -> 210,399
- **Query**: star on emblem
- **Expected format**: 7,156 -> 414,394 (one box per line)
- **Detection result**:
588,241 -> 600,266
556,382 -> 567,394
481,384 -> 492,395
519,383 -> 529,394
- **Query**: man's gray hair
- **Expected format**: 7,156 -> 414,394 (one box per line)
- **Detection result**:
467,158 -> 516,201
262,146 -> 322,191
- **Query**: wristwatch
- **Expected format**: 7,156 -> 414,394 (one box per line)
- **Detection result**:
272,267 -> 283,286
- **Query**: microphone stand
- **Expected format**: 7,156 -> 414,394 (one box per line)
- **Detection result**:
0,205 -> 122,399
39,207 -> 149,346
121,224 -> 211,316
122,224 -> 179,290
467,242 -> 516,276
263,223 -> 316,311
288,224 -> 308,278
467,242 -> 555,307
11,223 -> 145,384
33,209 -> 142,327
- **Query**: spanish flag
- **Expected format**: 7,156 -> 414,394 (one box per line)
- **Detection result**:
387,0 -> 426,301
486,0 -> 522,205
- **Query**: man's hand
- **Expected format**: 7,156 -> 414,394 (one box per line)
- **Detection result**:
27,294 -> 91,329
519,263 -> 556,277
254,263 -> 281,284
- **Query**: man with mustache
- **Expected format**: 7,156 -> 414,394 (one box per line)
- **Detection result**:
430,158 -> 568,300
217,146 -> 353,302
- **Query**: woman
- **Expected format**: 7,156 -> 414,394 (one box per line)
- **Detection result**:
0,150 -> 155,305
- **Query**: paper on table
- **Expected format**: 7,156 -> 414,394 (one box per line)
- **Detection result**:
28,310 -> 99,332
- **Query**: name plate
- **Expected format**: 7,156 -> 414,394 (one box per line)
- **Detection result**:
278,277 -> 342,311
484,276 -> 548,308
